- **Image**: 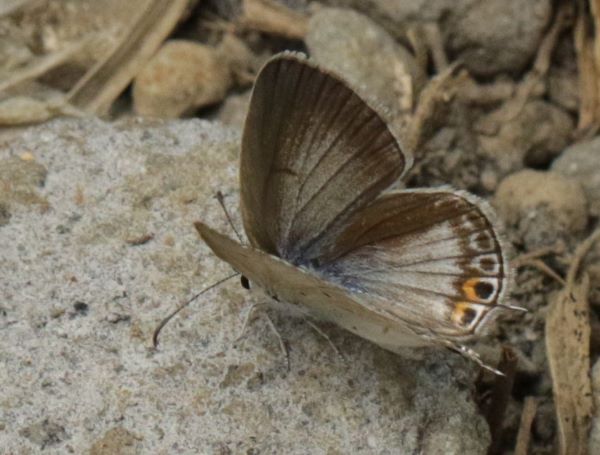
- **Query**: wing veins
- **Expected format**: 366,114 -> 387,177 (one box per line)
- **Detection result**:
356,204 -> 479,243
301,166 -> 400,259
355,277 -> 461,300
291,101 -> 380,220
292,126 -> 395,231
261,61 -> 307,212
334,208 -> 485,259
283,79 -> 356,241
341,251 -> 504,271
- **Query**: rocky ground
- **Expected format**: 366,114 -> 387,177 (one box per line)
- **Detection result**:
1,1 -> 600,454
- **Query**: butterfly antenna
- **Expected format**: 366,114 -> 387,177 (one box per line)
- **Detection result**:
215,191 -> 243,243
152,272 -> 239,348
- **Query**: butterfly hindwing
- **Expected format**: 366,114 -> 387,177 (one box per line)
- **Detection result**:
240,53 -> 411,264
314,189 -> 510,338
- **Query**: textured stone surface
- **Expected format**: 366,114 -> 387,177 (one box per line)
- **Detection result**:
0,118 -> 490,453
477,100 -> 574,174
494,170 -> 588,249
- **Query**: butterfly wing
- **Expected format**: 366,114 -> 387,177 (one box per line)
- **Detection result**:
240,52 -> 412,264
313,189 -> 511,339
196,222 -> 428,350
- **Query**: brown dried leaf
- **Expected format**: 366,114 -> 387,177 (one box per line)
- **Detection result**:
67,0 -> 189,115
544,230 -> 600,455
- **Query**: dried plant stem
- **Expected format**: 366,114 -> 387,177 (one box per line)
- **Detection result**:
566,229 -> 600,285
511,241 -> 567,285
510,241 -> 566,267
514,397 -> 538,455
422,23 -> 448,72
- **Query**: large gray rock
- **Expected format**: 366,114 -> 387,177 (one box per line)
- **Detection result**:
306,8 -> 425,119
322,0 -> 551,76
0,118 -> 490,453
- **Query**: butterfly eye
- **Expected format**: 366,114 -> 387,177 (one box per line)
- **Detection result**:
240,275 -> 251,290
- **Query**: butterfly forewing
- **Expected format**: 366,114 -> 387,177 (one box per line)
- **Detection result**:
240,53 -> 411,264
315,189 -> 510,337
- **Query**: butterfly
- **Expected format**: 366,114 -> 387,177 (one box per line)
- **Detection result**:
195,52 -> 517,373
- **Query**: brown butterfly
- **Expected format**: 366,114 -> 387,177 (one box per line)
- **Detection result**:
195,52 -> 519,373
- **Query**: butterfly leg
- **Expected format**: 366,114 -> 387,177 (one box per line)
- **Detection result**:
234,303 -> 290,370
263,312 -> 290,371
234,302 -> 268,343
448,342 -> 504,376
303,319 -> 346,362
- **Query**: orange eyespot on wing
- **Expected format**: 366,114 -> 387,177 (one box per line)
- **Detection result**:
462,277 -> 496,302
451,302 -> 480,328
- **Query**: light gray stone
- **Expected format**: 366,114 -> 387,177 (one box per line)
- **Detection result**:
494,170 -> 588,249
306,7 -> 426,118
0,118 -> 490,453
478,100 -> 574,174
552,136 -> 600,217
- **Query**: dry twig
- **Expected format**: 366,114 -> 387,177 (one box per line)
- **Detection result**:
405,64 -> 464,155
511,241 -> 567,285
422,23 -> 448,73
514,397 -> 538,455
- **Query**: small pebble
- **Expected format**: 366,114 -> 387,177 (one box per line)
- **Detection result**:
478,100 -> 574,174
133,40 -> 233,118
552,135 -> 600,216
494,170 -> 587,248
